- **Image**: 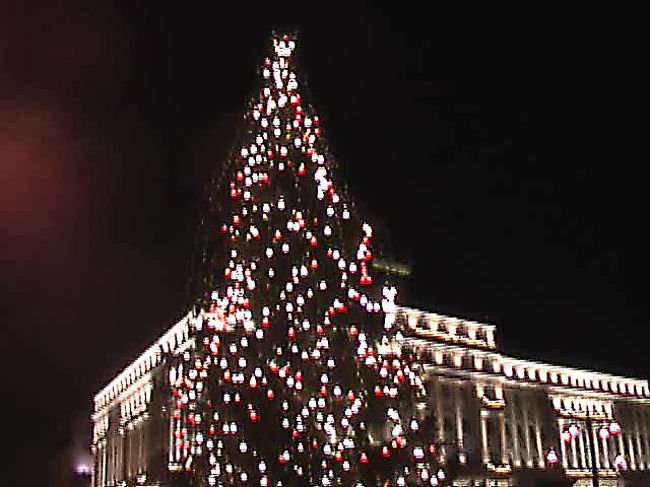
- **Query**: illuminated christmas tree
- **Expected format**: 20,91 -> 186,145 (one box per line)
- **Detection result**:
172,32 -> 447,487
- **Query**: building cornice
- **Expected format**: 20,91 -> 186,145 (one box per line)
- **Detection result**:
405,336 -> 650,402
91,305 -> 650,417
92,313 -> 192,413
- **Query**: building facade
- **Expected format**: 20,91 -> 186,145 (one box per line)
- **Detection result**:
91,307 -> 650,487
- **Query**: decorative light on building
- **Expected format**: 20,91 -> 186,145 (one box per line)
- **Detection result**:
609,421 -> 621,435
614,454 -> 628,470
546,449 -> 559,465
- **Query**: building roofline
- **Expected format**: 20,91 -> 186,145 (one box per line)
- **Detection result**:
404,335 -> 650,400
92,306 -> 650,412
92,313 -> 192,411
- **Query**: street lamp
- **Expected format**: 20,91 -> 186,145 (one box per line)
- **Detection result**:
614,454 -> 628,471
560,412 -> 623,487
546,448 -> 560,465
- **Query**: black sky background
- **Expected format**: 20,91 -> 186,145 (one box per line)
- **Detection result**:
2,3 -> 649,485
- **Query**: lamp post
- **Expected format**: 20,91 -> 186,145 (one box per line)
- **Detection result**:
560,410 -> 622,487
583,410 -> 599,487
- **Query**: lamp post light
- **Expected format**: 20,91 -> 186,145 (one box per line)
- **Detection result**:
584,411 -> 600,487
546,448 -> 560,466
614,454 -> 628,471
560,411 -> 623,487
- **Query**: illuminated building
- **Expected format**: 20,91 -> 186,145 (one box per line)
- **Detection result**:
91,307 -> 650,487
399,307 -> 650,487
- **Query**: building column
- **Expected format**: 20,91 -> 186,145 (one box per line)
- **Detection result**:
102,443 -> 107,487
129,425 -> 134,477
634,411 -> 645,469
509,393 -> 521,467
138,423 -> 143,474
108,441 -> 113,485
533,404 -> 544,468
578,426 -> 587,469
481,413 -> 490,464
571,432 -> 579,469
559,420 -> 569,470
142,423 -> 146,473
95,445 -> 101,487
535,422 -> 544,467
455,387 -> 465,463
522,405 -> 533,467
119,431 -> 124,481
628,434 -> 637,470
639,411 -> 650,468
499,412 -> 507,465
434,380 -> 446,463
592,427 -> 601,470
133,424 -> 138,475
637,409 -> 649,468
609,427 -> 618,458
617,433 -> 625,465
585,427 -> 594,473
601,434 -> 610,469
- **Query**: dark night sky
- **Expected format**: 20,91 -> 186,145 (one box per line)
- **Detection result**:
2,3 -> 649,485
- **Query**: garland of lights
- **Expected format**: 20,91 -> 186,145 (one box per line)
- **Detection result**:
170,32 -> 447,487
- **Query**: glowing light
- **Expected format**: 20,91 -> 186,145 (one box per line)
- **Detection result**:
614,454 -> 628,470
546,449 -> 559,465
